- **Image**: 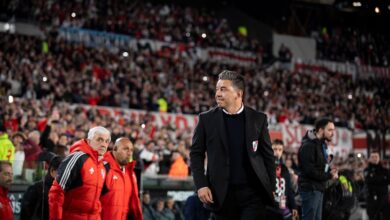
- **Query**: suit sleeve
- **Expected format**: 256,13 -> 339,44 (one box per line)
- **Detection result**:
190,114 -> 208,190
49,152 -> 85,220
299,144 -> 331,181
259,115 -> 276,192
283,166 -> 297,210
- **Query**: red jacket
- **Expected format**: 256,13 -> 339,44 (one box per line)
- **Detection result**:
100,152 -> 143,220
0,187 -> 12,220
49,139 -> 106,220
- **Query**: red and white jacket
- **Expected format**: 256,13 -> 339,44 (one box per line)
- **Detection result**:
100,152 -> 143,220
49,139 -> 106,220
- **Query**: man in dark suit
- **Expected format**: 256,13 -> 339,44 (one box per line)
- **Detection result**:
190,70 -> 276,220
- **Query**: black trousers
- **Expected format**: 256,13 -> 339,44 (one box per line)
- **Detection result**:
213,184 -> 266,220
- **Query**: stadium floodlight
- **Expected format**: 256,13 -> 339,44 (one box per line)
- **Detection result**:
352,2 -> 362,7
8,95 -> 13,104
375,7 -> 380,14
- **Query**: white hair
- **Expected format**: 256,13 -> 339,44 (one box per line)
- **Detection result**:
87,126 -> 111,140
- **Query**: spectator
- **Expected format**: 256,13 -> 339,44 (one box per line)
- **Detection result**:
20,153 -> 63,220
12,132 -> 26,178
165,196 -> 184,220
0,124 -> 14,163
364,151 -> 390,220
0,160 -> 13,220
168,151 -> 188,177
298,118 -> 339,220
272,139 -> 298,219
142,191 -> 157,220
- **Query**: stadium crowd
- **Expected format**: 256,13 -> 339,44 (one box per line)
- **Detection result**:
1,33 -> 389,132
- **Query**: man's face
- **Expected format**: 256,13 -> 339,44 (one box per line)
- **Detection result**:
215,80 -> 242,109
321,122 -> 335,142
88,133 -> 110,156
272,144 -> 284,159
114,141 -> 134,166
143,193 -> 150,204
369,153 -> 380,165
0,164 -> 13,189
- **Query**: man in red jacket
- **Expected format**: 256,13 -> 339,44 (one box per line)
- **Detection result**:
49,126 -> 111,220
100,137 -> 143,220
0,160 -> 13,220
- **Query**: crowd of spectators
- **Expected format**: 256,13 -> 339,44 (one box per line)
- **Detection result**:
312,26 -> 390,67
1,33 -> 389,131
5,0 -> 262,52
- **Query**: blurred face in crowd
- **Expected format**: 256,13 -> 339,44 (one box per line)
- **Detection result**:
58,134 -> 68,146
87,132 -> 110,156
143,193 -> 151,204
12,135 -> 24,149
156,200 -> 165,212
215,80 -> 243,111
369,152 -> 380,165
113,138 -> 134,166
318,122 -> 335,142
0,163 -> 13,189
272,144 -> 284,160
166,198 -> 175,209
28,131 -> 40,145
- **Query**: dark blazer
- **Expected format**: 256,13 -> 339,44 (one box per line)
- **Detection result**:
190,106 -> 276,211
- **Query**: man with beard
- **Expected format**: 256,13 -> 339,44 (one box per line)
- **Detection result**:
0,160 -> 13,220
100,137 -> 143,220
298,118 -> 338,220
364,151 -> 390,220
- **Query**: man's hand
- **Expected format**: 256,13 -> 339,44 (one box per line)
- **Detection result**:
292,209 -> 299,219
330,168 -> 339,180
197,187 -> 214,204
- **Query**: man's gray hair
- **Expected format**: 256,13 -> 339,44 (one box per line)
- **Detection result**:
218,70 -> 245,92
87,126 -> 111,140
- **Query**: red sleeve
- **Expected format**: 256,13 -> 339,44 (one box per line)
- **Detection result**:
49,179 -> 64,220
129,172 -> 143,220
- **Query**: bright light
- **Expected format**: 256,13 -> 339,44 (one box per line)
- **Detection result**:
4,23 -> 10,30
264,91 -> 269,97
122,52 -> 129,57
375,7 -> 380,14
42,76 -> 47,82
202,76 -> 208,82
388,5 -> 390,10
141,124 -> 146,129
357,153 -> 362,158
348,94 -> 353,100
352,2 -> 362,7
201,33 -> 207,39
8,95 -> 14,103
71,12 -> 76,18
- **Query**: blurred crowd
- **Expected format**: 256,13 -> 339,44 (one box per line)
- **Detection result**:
312,26 -> 390,67
1,33 -> 389,132
5,0 -> 262,52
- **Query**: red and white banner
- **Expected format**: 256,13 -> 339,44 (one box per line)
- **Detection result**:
358,65 -> 390,79
281,124 -> 353,157
74,104 -> 198,130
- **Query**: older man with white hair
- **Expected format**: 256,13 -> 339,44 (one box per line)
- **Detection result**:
49,126 -> 111,220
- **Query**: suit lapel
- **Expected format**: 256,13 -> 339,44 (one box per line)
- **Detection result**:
217,108 -> 230,153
